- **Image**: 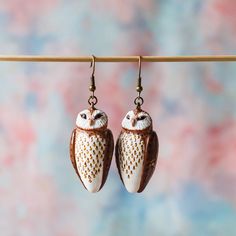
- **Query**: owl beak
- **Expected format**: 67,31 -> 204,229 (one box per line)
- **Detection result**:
89,118 -> 95,126
131,118 -> 136,127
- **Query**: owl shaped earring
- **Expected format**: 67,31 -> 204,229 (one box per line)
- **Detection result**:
116,56 -> 159,193
70,56 -> 114,193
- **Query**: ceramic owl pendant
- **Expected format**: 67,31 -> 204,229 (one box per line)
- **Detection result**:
115,108 -> 159,193
70,107 -> 114,193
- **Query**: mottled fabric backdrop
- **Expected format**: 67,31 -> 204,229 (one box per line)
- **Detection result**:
0,0 -> 236,235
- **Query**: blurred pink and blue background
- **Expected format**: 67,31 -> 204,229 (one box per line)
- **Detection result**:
0,0 -> 236,235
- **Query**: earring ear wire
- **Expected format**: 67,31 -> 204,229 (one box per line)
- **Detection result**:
88,55 -> 98,108
134,56 -> 144,109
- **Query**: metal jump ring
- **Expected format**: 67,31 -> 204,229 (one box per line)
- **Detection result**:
134,96 -> 144,107
88,95 -> 98,107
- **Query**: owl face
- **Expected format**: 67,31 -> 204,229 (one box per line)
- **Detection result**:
122,109 -> 152,131
76,108 -> 108,130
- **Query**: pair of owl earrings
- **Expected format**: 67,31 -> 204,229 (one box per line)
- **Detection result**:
70,56 -> 159,193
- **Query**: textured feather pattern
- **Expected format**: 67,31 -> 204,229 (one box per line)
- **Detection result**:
117,132 -> 145,193
75,131 -> 106,193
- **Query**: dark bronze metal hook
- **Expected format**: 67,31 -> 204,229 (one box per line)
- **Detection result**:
136,56 -> 143,93
138,56 -> 142,79
90,55 -> 96,77
89,55 -> 96,92
134,56 -> 144,108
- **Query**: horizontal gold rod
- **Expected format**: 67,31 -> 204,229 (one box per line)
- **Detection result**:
0,55 -> 236,62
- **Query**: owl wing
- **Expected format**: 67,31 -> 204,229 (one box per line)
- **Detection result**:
99,129 -> 114,190
138,131 -> 159,193
69,128 -> 86,188
70,128 -> 77,171
115,130 -> 125,185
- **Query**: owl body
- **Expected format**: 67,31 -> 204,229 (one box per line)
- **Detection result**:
116,109 -> 158,193
117,131 -> 145,192
70,108 -> 114,193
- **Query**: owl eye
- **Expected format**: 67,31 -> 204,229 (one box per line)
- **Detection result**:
126,115 -> 130,119
94,113 -> 103,119
137,115 -> 146,121
80,113 -> 87,119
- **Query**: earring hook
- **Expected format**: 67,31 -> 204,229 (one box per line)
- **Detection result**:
88,55 -> 97,108
90,55 -> 95,77
138,55 -> 142,79
89,55 -> 96,92
134,56 -> 144,109
136,56 -> 143,94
